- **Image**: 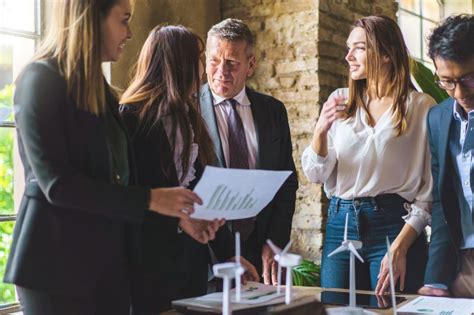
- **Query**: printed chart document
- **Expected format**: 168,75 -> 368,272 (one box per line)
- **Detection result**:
191,166 -> 292,220
398,296 -> 474,314
196,281 -> 283,305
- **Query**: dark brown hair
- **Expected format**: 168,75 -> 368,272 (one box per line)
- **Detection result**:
121,25 -> 214,181
346,15 -> 411,136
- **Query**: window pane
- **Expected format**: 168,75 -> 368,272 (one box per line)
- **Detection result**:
0,34 -> 35,123
422,19 -> 437,62
0,0 -> 36,33
399,10 -> 422,60
399,0 -> 420,14
422,0 -> 441,21
0,221 -> 16,304
0,128 -> 14,215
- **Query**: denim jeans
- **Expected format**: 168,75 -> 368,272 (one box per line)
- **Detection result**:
321,194 -> 428,293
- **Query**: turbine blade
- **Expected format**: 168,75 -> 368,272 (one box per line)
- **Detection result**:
327,245 -> 347,257
344,213 -> 349,242
348,242 -> 364,263
281,240 -> 293,255
266,239 -> 281,254
236,232 -> 241,265
386,236 -> 397,315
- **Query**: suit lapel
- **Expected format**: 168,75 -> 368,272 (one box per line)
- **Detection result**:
438,100 -> 454,193
247,87 -> 268,169
200,84 -> 226,167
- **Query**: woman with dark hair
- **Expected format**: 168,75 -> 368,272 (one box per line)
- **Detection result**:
120,25 -> 258,314
302,15 -> 435,294
4,1 -> 222,314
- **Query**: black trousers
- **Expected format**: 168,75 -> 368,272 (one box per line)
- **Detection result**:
17,263 -> 131,315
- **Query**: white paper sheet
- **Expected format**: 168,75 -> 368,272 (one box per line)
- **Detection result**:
398,296 -> 474,314
191,166 -> 292,220
196,281 -> 284,305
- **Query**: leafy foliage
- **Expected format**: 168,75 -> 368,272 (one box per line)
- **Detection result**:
411,59 -> 449,103
0,84 -> 17,303
292,259 -> 321,287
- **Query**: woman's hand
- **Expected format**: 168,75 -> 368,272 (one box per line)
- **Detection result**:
375,246 -> 407,294
314,95 -> 347,136
179,217 -> 225,244
311,95 -> 347,156
149,187 -> 202,219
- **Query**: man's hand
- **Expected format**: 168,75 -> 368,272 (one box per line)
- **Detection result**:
229,256 -> 260,284
178,218 -> 225,244
418,286 -> 450,297
262,243 -> 279,285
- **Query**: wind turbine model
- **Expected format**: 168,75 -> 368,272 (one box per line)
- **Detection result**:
212,232 -> 245,315
386,236 -> 397,315
266,239 -> 302,305
327,212 -> 364,314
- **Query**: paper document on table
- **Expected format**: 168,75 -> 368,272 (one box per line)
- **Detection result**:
398,296 -> 474,314
191,166 -> 292,220
196,281 -> 283,305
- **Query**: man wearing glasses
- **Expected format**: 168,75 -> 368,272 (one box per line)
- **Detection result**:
419,14 -> 474,298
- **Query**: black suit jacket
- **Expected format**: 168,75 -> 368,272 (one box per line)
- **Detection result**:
200,83 -> 298,255
120,105 -> 234,311
4,60 -> 150,297
425,97 -> 463,287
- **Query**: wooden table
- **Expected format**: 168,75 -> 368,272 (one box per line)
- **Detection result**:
294,286 -> 416,314
164,286 -> 417,314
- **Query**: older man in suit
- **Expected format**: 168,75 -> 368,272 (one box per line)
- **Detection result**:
200,18 -> 298,284
419,14 -> 474,298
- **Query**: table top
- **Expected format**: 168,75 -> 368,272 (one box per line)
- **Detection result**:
295,286 -> 416,314
164,286 -> 417,314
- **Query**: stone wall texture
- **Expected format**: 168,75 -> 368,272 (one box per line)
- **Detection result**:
222,0 -> 397,262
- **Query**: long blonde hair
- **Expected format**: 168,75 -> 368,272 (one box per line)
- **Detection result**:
32,0 -> 120,115
345,15 -> 412,136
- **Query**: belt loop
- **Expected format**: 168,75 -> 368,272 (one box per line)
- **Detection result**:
372,196 -> 379,212
335,198 -> 340,213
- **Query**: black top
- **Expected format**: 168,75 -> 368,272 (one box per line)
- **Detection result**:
104,105 -> 129,185
4,59 -> 150,297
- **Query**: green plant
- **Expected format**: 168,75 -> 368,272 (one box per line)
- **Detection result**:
292,259 -> 320,287
0,83 -> 16,303
410,59 -> 449,103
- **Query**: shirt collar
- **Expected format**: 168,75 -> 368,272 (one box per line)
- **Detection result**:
453,100 -> 474,122
211,86 -> 251,106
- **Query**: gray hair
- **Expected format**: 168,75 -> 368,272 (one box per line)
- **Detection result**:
207,18 -> 254,48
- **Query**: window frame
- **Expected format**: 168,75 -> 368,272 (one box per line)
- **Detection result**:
0,0 -> 43,309
398,0 -> 445,65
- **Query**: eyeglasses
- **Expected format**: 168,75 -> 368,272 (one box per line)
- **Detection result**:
435,73 -> 474,91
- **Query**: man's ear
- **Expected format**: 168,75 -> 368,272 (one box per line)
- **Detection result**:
247,55 -> 256,77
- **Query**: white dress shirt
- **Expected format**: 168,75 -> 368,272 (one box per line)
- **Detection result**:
301,88 -> 435,234
211,87 -> 258,169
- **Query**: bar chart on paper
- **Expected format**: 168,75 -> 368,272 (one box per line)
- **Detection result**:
191,166 -> 292,220
206,185 -> 258,211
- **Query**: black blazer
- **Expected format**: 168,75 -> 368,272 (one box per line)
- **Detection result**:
4,60 -> 150,297
120,105 -> 234,310
200,84 -> 298,250
425,97 -> 463,287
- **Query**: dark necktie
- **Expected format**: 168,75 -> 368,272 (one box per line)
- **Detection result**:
225,98 -> 255,240
226,99 -> 249,169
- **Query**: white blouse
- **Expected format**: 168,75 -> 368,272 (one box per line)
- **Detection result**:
301,88 -> 435,234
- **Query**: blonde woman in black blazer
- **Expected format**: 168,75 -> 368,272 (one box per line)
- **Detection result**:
4,1 -> 222,314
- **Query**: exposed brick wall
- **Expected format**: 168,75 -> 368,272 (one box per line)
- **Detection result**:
222,0 -> 397,262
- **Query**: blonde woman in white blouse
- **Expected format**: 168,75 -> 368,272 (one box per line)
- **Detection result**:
302,16 -> 435,294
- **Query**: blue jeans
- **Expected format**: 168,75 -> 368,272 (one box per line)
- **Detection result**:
321,194 -> 427,293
